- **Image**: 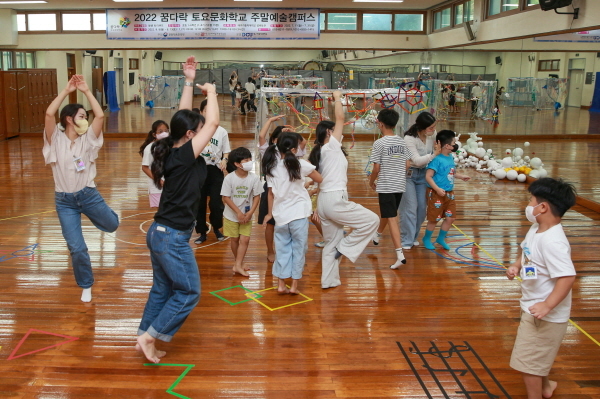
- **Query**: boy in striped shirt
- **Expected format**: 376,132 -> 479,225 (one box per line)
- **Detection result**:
368,108 -> 412,269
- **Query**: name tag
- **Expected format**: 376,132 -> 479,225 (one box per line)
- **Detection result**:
156,226 -> 166,232
523,266 -> 538,280
73,157 -> 86,172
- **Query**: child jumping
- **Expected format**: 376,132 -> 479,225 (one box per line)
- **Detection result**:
506,177 -> 577,399
263,132 -> 322,294
368,108 -> 412,269
221,147 -> 263,277
423,130 -> 470,250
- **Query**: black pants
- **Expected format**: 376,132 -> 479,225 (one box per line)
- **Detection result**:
195,165 -> 225,234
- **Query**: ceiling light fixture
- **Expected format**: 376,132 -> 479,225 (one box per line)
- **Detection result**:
234,0 -> 283,2
353,0 -> 403,2
113,0 -> 163,2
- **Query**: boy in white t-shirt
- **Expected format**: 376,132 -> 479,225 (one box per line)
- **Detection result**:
506,177 -> 577,399
221,147 -> 263,277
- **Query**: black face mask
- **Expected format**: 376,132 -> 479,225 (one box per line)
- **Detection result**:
450,144 -> 459,152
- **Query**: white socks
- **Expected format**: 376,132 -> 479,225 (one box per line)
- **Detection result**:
373,232 -> 382,245
81,287 -> 92,302
390,248 -> 406,269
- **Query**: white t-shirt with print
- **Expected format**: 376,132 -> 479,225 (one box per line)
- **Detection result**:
519,223 -> 576,323
220,171 -> 263,223
319,135 -> 348,193
201,126 -> 231,166
142,143 -> 163,195
266,158 -> 315,226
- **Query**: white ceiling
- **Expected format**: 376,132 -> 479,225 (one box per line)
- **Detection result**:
0,0 -> 450,11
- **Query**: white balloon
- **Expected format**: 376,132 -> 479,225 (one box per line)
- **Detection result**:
505,149 -> 512,154
524,156 -> 530,162
524,142 -> 530,147
475,148 -> 486,158
513,148 -> 524,157
501,157 -> 513,168
528,170 -> 540,179
530,157 -> 542,169
494,169 -> 507,179
483,155 -> 489,161
478,142 -> 484,147
506,170 -> 518,180
538,168 -> 548,178
486,148 -> 493,153
517,174 -> 527,183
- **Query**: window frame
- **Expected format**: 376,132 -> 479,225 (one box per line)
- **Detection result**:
431,0 -> 475,33
129,58 -> 139,70
320,9 -> 426,35
485,0 -> 540,21
17,10 -> 107,34
538,59 -> 560,72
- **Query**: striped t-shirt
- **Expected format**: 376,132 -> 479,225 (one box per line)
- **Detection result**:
370,135 -> 412,193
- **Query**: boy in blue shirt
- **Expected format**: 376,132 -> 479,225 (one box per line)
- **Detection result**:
423,130 -> 470,250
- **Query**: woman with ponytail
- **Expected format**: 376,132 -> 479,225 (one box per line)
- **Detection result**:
398,111 -> 440,250
136,56 -> 220,364
263,133 -> 322,294
308,91 -> 379,289
43,74 -> 119,303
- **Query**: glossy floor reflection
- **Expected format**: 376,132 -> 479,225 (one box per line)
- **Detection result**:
0,136 -> 598,398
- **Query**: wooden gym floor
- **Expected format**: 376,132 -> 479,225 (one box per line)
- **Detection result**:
0,98 -> 599,398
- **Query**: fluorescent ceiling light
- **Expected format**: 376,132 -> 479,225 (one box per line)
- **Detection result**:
354,0 -> 403,2
0,1 -> 47,3
234,0 -> 283,2
113,0 -> 163,2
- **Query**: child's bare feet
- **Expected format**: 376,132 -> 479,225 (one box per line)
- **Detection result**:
289,288 -> 300,295
243,265 -> 251,271
542,380 -> 557,399
267,253 -> 275,263
232,266 -> 249,277
277,287 -> 290,294
136,333 -> 165,363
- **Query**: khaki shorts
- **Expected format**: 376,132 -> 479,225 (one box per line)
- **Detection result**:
510,311 -> 568,376
426,188 -> 457,223
223,217 -> 252,238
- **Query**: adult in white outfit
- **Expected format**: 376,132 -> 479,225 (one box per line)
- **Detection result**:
309,91 -> 379,289
398,111 -> 440,249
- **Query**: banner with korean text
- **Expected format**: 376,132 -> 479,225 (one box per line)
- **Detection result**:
107,8 -> 320,40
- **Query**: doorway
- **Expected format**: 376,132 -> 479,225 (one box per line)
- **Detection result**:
567,58 -> 585,108
66,53 -> 76,104
114,57 -> 124,105
91,56 -> 104,106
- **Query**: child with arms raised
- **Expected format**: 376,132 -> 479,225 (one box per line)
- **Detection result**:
221,147 -> 263,276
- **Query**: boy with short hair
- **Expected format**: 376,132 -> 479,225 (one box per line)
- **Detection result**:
423,130 -> 470,250
506,177 -> 577,399
368,108 -> 412,269
221,147 -> 263,277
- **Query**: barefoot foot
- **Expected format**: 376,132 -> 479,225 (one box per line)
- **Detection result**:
542,380 -> 557,399
136,333 -> 163,364
267,253 -> 275,263
233,266 -> 249,277
277,287 -> 290,294
289,289 -> 300,295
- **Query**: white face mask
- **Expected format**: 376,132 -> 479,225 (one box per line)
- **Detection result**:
426,128 -> 437,137
525,203 -> 543,224
241,161 -> 254,172
74,119 -> 89,136
156,131 -> 169,140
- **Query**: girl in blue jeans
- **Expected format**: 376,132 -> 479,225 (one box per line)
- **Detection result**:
398,112 -> 440,250
136,56 -> 220,364
263,133 -> 322,294
43,74 -> 119,303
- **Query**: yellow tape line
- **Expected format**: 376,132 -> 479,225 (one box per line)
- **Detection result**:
452,223 -> 600,348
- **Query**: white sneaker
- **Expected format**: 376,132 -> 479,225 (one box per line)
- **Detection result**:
390,248 -> 407,269
413,241 -> 420,246
314,240 -> 325,248
373,232 -> 382,245
402,245 -> 412,250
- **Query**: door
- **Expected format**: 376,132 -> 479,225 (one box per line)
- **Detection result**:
91,56 -> 103,105
2,72 -> 20,138
66,54 -> 77,104
567,70 -> 584,107
114,57 -> 124,105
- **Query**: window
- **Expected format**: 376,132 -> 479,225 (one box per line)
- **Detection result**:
527,0 -> 539,5
455,0 -> 474,25
62,13 -> 91,31
362,13 -> 392,31
326,13 -> 357,30
129,58 -> 139,70
17,14 -> 26,31
27,13 -> 57,31
319,13 -> 325,31
464,0 -> 474,22
538,59 -> 560,71
433,8 -> 451,30
394,14 -> 423,31
93,13 -> 106,30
